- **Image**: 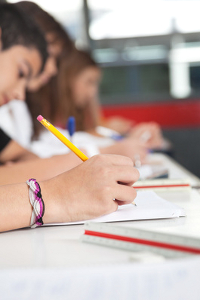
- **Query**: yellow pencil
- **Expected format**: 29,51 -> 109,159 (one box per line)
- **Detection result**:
37,115 -> 88,161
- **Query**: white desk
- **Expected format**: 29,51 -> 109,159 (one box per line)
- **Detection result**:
1,154 -> 200,300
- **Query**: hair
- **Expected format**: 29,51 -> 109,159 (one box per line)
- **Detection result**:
0,3 -> 48,72
27,49 -> 100,138
13,1 -> 76,138
57,49 -> 100,131
14,1 -> 74,56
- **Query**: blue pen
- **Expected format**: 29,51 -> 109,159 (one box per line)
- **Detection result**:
111,134 -> 124,141
67,116 -> 76,142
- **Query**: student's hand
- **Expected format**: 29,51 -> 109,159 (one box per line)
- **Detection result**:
100,138 -> 148,164
103,116 -> 134,135
41,154 -> 139,224
129,122 -> 163,149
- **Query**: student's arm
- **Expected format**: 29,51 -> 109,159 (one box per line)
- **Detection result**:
0,152 -> 83,185
0,137 -> 146,186
0,127 -> 37,163
0,154 -> 139,232
0,139 -> 38,163
100,116 -> 134,135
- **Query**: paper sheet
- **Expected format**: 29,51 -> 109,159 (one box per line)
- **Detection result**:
44,190 -> 185,227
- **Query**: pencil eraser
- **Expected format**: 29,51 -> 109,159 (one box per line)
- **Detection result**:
37,115 -> 43,122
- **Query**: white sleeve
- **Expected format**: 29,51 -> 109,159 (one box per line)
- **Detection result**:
29,128 -> 115,158
0,100 -> 33,147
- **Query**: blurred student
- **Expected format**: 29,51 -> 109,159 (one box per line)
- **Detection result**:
57,48 -> 163,151
0,1 -> 75,163
0,2 -> 48,163
23,48 -> 147,162
0,3 -> 139,233
26,49 -> 163,161
28,47 -> 163,148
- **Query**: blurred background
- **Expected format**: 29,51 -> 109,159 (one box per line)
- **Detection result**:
4,0 -> 200,177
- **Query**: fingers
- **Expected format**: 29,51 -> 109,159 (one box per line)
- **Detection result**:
113,184 -> 137,203
107,199 -> 119,213
115,199 -> 135,206
114,165 -> 140,185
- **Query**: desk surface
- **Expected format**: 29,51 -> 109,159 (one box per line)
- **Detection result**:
1,153 -> 200,300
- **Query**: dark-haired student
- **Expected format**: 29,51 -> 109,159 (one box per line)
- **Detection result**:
0,1 -> 75,163
0,3 -> 139,232
0,2 -> 48,162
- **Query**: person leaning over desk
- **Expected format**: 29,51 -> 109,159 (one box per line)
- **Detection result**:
0,3 -> 139,232
0,0 -> 75,164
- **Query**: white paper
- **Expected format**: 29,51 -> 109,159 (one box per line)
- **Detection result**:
44,191 -> 185,227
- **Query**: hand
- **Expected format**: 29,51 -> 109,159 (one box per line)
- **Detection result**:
42,154 -> 139,223
103,116 -> 134,135
100,138 -> 148,164
129,122 -> 163,149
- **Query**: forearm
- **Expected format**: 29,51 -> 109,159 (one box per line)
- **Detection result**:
0,152 -> 82,185
0,182 -> 31,232
99,143 -> 123,155
0,140 -> 37,163
0,154 -> 82,230
0,181 -> 57,232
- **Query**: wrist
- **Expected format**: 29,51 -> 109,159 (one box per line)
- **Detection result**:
38,180 -> 56,224
39,177 -> 71,224
27,179 -> 45,227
